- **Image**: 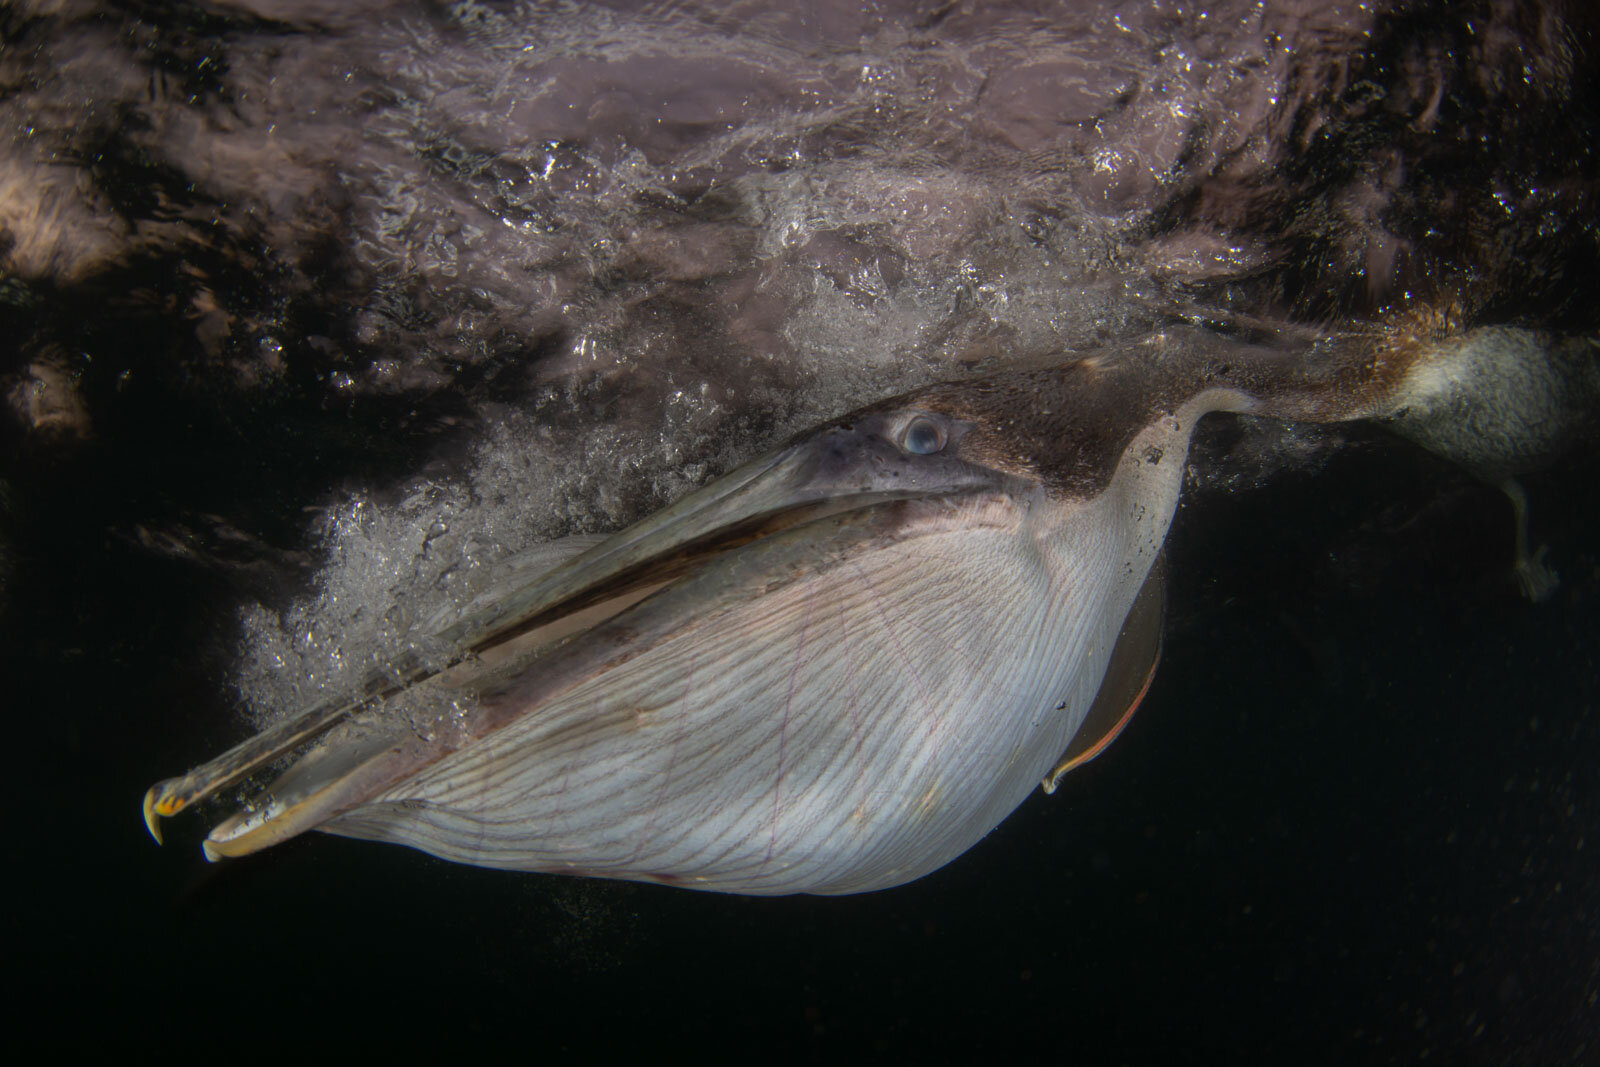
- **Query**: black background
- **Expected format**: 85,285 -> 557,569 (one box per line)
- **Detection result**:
10,420 -> 1596,1062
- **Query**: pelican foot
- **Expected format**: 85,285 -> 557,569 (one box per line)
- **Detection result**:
1514,544 -> 1559,603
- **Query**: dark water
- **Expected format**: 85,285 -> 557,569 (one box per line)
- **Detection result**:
14,436 -> 1598,1059
4,0 -> 1597,1058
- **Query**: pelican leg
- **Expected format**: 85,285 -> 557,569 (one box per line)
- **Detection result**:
1501,478 -> 1558,602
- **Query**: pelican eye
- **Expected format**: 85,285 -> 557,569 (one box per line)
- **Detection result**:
900,414 -> 947,455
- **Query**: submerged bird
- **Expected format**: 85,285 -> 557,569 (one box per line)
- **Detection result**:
144,323 -> 1595,894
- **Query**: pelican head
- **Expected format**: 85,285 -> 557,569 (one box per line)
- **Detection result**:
142,325 -> 1591,893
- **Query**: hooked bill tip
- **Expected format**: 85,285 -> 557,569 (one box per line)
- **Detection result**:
142,787 -> 164,846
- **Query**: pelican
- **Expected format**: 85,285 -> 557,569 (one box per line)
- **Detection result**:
143,325 -> 1594,894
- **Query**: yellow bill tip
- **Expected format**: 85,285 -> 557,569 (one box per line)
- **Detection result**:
142,786 -> 165,846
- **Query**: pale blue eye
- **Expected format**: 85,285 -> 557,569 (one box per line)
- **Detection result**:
902,415 -> 946,455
